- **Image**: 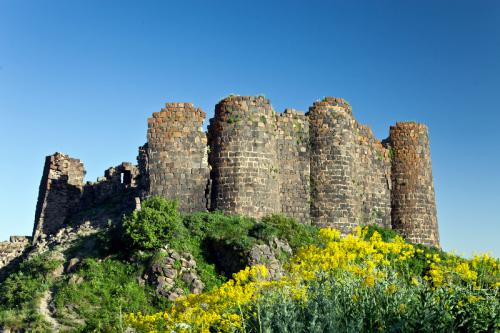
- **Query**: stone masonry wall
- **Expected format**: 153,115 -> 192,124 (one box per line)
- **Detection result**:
146,103 -> 210,213
276,109 -> 310,224
32,153 -> 85,242
308,97 -> 391,232
353,124 -> 392,228
208,96 -> 280,217
81,162 -> 139,207
388,122 -> 439,246
28,96 -> 439,248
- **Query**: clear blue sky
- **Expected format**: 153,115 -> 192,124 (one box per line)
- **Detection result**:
0,1 -> 498,257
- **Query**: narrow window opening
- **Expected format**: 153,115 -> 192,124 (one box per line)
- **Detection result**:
122,170 -> 132,186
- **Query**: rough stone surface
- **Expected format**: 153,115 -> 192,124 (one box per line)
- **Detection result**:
387,122 -> 439,247
0,236 -> 30,270
80,162 -> 140,208
208,96 -> 281,217
144,103 -> 209,213
144,249 -> 204,301
249,238 -> 293,279
276,109 -> 311,224
309,98 -> 391,233
33,153 -> 85,243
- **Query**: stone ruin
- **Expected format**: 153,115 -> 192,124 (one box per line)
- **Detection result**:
1,95 -> 440,268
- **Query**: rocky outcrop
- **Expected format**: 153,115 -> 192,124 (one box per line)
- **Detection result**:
248,238 -> 292,279
143,248 -> 205,301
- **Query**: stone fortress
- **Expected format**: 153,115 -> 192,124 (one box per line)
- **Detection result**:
0,95 -> 440,269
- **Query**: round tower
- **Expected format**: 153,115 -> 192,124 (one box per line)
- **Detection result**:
308,97 -> 360,232
389,122 -> 439,247
208,95 -> 280,217
146,102 -> 209,213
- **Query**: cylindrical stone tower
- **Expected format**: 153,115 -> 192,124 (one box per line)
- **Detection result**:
208,96 -> 280,217
389,122 -> 439,247
308,97 -> 360,232
146,103 -> 210,213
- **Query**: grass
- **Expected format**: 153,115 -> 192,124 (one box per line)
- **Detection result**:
0,253 -> 63,331
53,258 -> 166,332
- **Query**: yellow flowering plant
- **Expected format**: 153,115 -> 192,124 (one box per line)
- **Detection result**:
126,226 -> 499,333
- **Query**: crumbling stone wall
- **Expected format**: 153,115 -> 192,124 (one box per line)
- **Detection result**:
276,109 -> 310,224
208,96 -> 280,217
145,103 -> 209,213
32,153 -> 85,242
0,236 -> 30,270
388,122 -> 439,246
81,162 -> 139,207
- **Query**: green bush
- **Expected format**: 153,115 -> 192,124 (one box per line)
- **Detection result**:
251,214 -> 320,250
184,211 -> 257,251
122,200 -> 322,284
183,211 -> 258,279
363,224 -> 399,242
122,197 -> 185,250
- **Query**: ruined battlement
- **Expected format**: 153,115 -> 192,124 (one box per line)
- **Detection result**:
27,95 -> 440,248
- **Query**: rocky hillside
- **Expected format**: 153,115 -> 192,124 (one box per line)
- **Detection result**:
0,197 -> 498,332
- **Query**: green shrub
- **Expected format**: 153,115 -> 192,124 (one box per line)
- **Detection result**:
363,224 -> 399,242
183,211 -> 258,279
184,211 -> 257,251
122,197 -> 185,250
252,214 -> 320,250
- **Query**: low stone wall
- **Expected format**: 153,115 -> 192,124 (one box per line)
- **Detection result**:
0,236 -> 30,270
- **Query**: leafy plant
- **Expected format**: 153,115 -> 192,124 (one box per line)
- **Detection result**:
122,197 -> 185,250
251,214 -> 320,251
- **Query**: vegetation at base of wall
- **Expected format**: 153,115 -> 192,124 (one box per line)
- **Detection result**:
123,197 -> 320,281
0,253 -> 63,331
252,214 -> 320,250
0,197 -> 321,332
2,197 -> 498,332
126,227 -> 500,333
363,224 -> 399,242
